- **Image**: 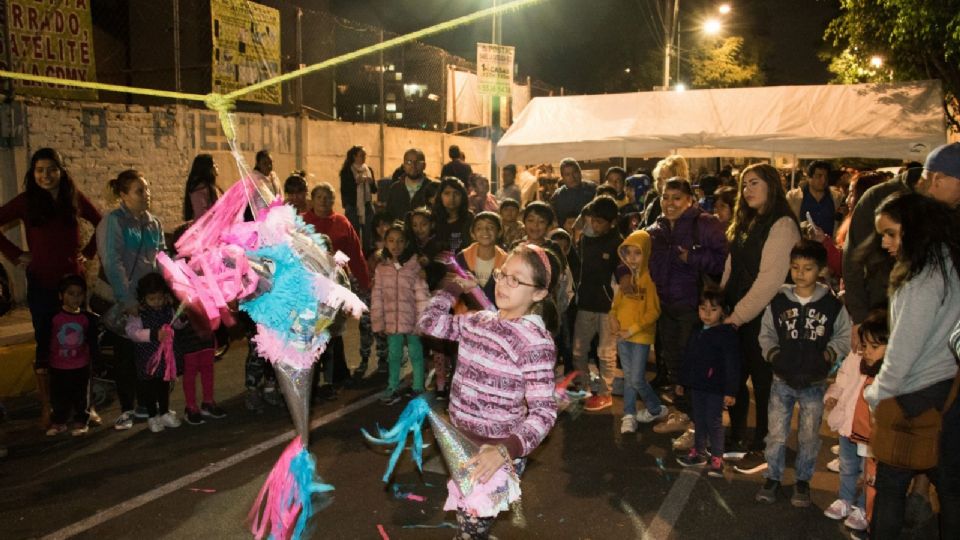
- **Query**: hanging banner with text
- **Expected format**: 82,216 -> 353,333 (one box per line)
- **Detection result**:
211,0 -> 281,105
476,43 -> 514,97
1,0 -> 97,100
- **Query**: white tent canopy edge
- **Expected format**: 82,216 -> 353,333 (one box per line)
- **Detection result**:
495,80 -> 947,164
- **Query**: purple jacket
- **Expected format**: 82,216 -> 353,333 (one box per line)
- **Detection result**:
646,206 -> 728,309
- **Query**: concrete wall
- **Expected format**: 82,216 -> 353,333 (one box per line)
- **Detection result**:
0,98 -> 491,301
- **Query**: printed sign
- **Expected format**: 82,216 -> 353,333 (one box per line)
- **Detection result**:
2,0 -> 97,100
477,43 -> 514,96
211,0 -> 281,105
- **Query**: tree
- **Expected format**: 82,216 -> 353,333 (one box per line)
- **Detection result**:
688,37 -> 764,89
823,0 -> 960,132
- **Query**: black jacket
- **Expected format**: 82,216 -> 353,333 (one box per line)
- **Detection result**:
573,229 -> 622,312
680,323 -> 740,396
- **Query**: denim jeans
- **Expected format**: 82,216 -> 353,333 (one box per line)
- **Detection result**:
838,435 -> 865,507
617,341 -> 662,416
764,377 -> 826,482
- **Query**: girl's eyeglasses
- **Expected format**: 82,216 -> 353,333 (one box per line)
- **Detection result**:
492,269 -> 537,289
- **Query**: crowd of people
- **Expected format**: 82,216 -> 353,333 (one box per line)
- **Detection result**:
2,140 -> 960,539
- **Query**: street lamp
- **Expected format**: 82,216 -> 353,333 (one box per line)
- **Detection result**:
703,18 -> 722,35
718,3 -> 731,14
870,55 -> 883,68
675,83 -> 687,92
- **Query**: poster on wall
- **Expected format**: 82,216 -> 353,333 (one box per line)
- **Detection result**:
1,0 -> 98,100
211,0 -> 281,105
476,42 -> 514,97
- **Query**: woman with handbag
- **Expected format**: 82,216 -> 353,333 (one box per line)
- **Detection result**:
864,192 -> 960,539
0,148 -> 101,428
96,170 -> 165,430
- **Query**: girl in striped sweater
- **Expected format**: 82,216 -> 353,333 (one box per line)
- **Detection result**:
418,244 -> 560,539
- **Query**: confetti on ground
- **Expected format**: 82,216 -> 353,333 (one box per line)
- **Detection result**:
377,524 -> 390,540
405,493 -> 426,502
187,488 -> 216,493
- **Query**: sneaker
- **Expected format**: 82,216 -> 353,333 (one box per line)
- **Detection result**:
831,444 -> 840,455
824,498 -> 852,520
46,424 -> 67,436
707,457 -> 725,477
262,385 -> 283,407
70,423 -> 89,436
843,506 -> 868,531
245,388 -> 264,411
379,390 -> 402,405
677,448 -> 708,467
148,416 -> 165,433
653,411 -> 690,433
672,428 -> 695,451
827,457 -> 841,473
756,479 -> 780,503
620,414 -> 638,434
734,451 -> 768,474
201,402 -> 227,419
636,406 -> 669,424
87,408 -> 102,427
159,411 -> 181,428
791,480 -> 812,507
184,409 -> 205,425
114,410 -> 135,431
723,438 -> 747,460
133,406 -> 149,419
584,395 -> 613,412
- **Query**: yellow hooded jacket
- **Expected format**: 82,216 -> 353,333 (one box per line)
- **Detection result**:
609,230 -> 661,344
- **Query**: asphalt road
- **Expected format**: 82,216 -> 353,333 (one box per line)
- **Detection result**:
0,327 -> 938,540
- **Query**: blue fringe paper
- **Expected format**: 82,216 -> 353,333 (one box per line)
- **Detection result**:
361,397 -> 431,482
288,448 -> 334,540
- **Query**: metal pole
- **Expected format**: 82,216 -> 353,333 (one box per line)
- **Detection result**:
490,0 -> 501,189
378,29 -> 385,179
662,0 -> 671,89
295,7 -> 304,169
675,14 -> 681,85
172,0 -> 182,93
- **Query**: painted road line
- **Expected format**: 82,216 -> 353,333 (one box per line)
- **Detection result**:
642,468 -> 701,540
41,392 -> 382,540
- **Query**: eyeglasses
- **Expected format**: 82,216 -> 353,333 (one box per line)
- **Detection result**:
492,269 -> 537,289
404,159 -> 424,165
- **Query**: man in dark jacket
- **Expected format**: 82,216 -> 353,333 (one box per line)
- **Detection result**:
551,158 -> 597,225
384,148 -> 436,222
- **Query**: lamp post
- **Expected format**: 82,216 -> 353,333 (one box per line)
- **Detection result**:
666,3 -> 731,90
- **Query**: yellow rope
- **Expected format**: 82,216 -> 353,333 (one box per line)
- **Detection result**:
0,0 -> 543,138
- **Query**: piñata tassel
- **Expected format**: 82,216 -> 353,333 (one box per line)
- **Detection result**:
361,396 -> 431,482
249,436 -> 333,540
146,324 -> 178,382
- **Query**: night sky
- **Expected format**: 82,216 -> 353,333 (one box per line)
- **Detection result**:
327,0 -> 839,93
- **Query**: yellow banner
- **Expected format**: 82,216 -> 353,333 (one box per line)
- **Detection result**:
211,0 -> 281,105
1,0 -> 97,100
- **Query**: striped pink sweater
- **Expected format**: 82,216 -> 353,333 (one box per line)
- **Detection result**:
417,291 -> 558,458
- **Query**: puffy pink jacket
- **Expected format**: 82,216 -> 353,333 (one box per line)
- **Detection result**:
824,351 -> 867,437
371,256 -> 430,334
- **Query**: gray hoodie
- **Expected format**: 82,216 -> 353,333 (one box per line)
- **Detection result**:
864,257 -> 960,408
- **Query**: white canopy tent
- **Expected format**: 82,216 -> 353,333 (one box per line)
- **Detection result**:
495,81 -> 947,164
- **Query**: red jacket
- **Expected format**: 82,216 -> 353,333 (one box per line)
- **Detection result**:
0,191 -> 101,289
301,210 -> 369,290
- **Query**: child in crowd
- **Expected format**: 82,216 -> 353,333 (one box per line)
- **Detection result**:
518,201 -> 554,248
406,206 -> 441,268
177,305 -> 226,426
283,172 -> 309,213
45,275 -> 99,437
418,244 -> 560,539
371,222 -> 430,405
356,211 -> 392,378
125,273 -> 183,433
433,177 -> 474,255
756,240 -> 851,505
548,228 -> 576,374
610,230 -> 664,434
676,287 -> 740,476
468,175 -> 499,214
823,309 -> 887,532
498,199 -> 525,248
573,196 -> 623,411
456,212 -> 508,308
